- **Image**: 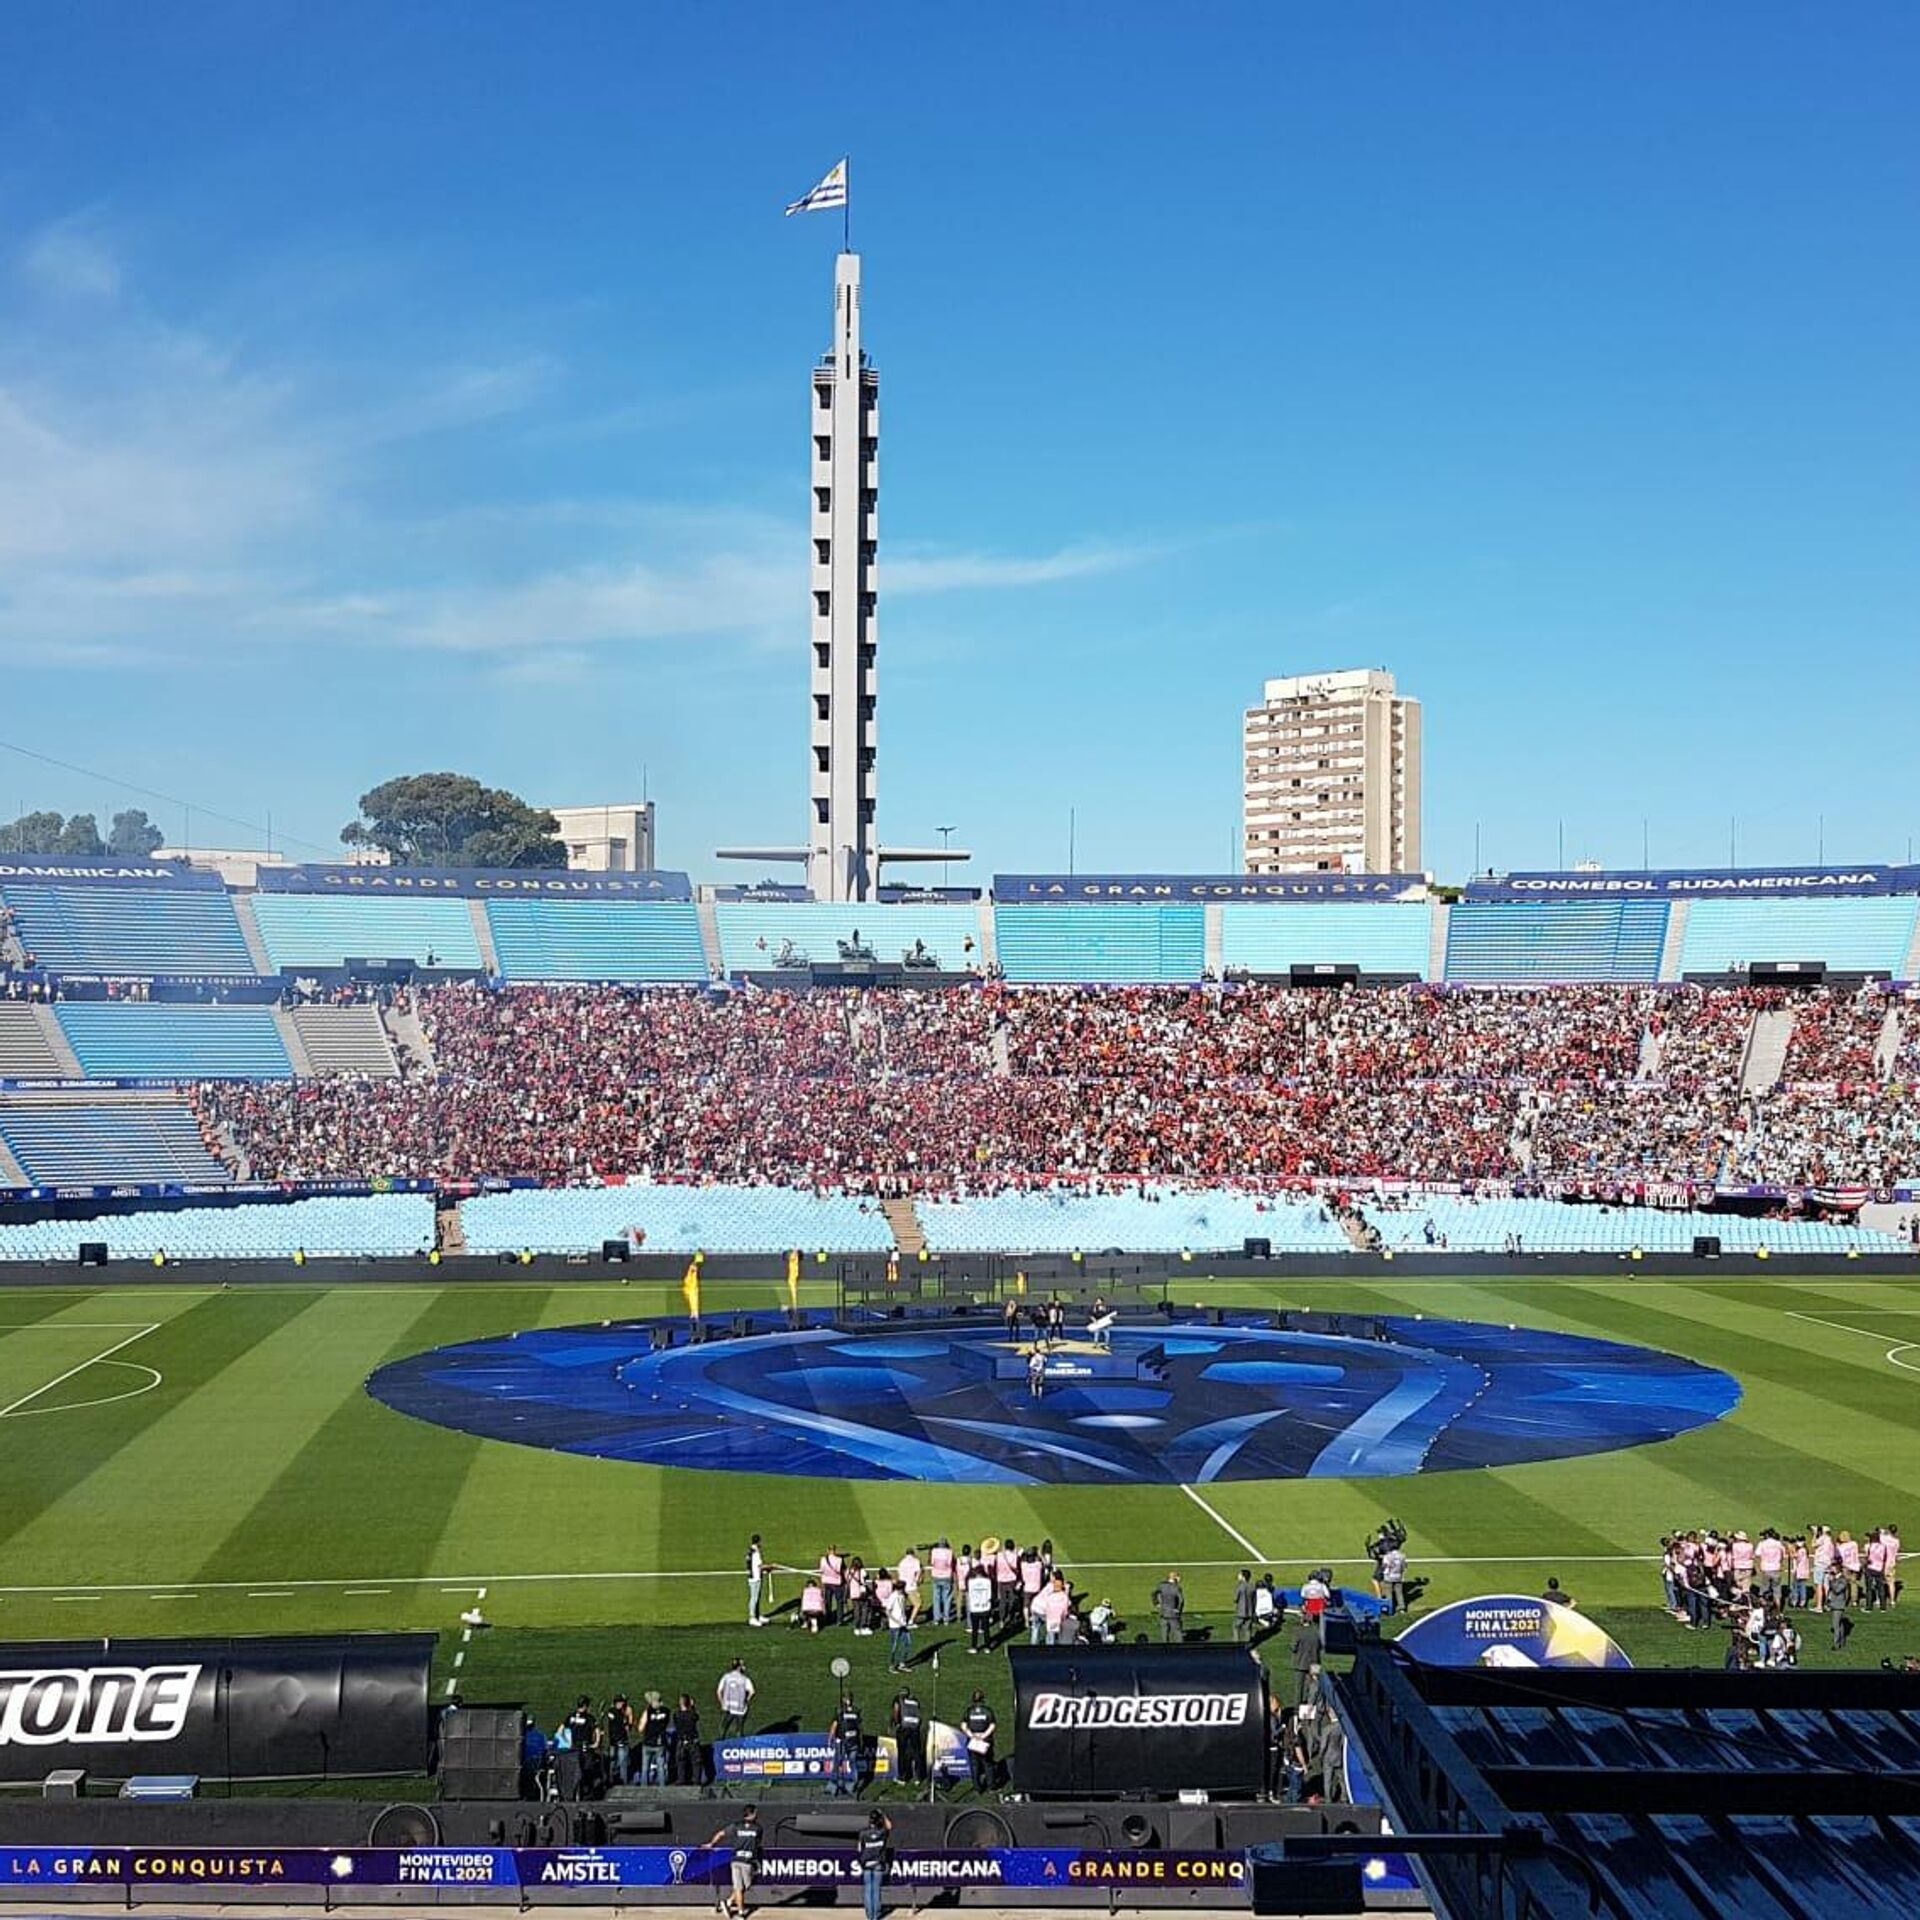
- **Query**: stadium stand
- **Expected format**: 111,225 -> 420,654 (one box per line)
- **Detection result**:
0,1192 -> 434,1260
0,1003 -> 64,1079
916,1185 -> 1352,1254
484,898 -> 708,983
716,900 -> 980,974
1219,901 -> 1432,978
54,1004 -> 294,1081
1678,896 -> 1920,976
0,878 -> 258,978
250,892 -> 484,972
993,904 -> 1206,984
460,1183 -> 895,1255
1443,900 -> 1670,983
286,1004 -> 399,1077
1360,1194 -> 1881,1255
0,1101 -> 228,1186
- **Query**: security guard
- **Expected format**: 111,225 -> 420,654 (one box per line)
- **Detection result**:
830,1693 -> 865,1797
890,1685 -> 924,1785
962,1690 -> 996,1796
858,1808 -> 893,1920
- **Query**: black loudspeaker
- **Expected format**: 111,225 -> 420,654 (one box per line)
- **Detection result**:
439,1707 -> 523,1801
1165,1806 -> 1219,1850
601,1238 -> 628,1263
1319,1612 -> 1362,1656
78,1243 -> 107,1267
1244,1237 -> 1272,1260
1246,1851 -> 1364,1916
1693,1235 -> 1722,1259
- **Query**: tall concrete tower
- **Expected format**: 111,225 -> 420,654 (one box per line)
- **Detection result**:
808,253 -> 881,901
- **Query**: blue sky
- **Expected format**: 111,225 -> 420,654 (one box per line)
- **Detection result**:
0,2 -> 1913,880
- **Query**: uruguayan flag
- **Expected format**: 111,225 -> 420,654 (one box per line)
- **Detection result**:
785,158 -> 849,216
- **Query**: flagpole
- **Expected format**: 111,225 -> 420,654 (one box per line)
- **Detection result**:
843,155 -> 851,252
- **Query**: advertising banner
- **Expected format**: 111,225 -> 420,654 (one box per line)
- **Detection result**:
0,1634 -> 433,1783
257,863 -> 692,901
712,1731 -> 895,1782
0,859 -> 216,890
1466,864 -> 1920,902
1393,1594 -> 1632,1670
1008,1645 -> 1267,1799
995,873 -> 1427,903
0,1845 -> 1265,1895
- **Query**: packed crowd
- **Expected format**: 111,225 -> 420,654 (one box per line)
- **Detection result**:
191,980 -> 1917,1195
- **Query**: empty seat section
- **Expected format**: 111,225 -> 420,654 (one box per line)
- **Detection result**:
288,1005 -> 398,1077
1359,1194 -> 1887,1255
917,1186 -> 1351,1254
460,1184 -> 894,1255
993,906 -> 1205,984
716,902 -> 981,973
1444,902 -> 1669,983
0,1102 -> 229,1186
0,882 -> 257,977
0,1005 -> 63,1079
0,1193 -> 434,1260
251,894 -> 482,971
485,901 -> 707,983
1679,898 -> 1920,975
54,1005 -> 293,1081
1220,903 -> 1432,978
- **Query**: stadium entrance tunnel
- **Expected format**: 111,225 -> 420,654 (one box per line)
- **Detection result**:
365,1311 -> 1740,1485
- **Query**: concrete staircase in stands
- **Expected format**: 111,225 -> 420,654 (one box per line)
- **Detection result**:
1740,1006 -> 1797,1096
882,1197 -> 927,1256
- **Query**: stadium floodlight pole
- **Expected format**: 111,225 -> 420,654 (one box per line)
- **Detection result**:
926,1648 -> 939,1803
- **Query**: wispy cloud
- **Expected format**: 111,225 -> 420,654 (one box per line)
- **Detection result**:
0,219 -> 1157,673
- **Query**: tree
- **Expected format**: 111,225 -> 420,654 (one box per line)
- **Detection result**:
56,813 -> 105,856
341,773 -> 565,869
108,809 -> 164,857
0,811 -> 68,856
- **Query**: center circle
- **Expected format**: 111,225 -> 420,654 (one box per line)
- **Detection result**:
366,1311 -> 1739,1485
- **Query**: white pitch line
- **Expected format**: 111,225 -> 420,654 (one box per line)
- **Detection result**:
50,1595 -> 100,1603
3,1361 -> 163,1419
248,1591 -> 295,1599
0,1324 -> 160,1420
1784,1309 -> 1920,1375
0,1550 -> 1664,1601
1178,1485 -> 1266,1562
443,1679 -> 459,1698
453,1651 -> 465,1668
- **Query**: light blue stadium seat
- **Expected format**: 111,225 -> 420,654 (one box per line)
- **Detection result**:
54,1005 -> 293,1081
1679,899 -> 1920,976
251,894 -> 483,971
0,1193 -> 434,1259
1358,1194 -> 1889,1256
0,1103 -> 229,1186
460,1184 -> 895,1255
0,882 -> 257,978
993,906 -> 1206,985
1443,902 -> 1669,983
716,902 -> 980,973
1220,903 -> 1432,979
916,1186 -> 1351,1254
484,901 -> 708,983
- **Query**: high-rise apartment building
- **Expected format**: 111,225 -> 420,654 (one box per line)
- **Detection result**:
1242,668 -> 1422,874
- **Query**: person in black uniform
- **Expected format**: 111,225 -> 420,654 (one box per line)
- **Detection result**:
708,1803 -> 762,1919
671,1692 -> 702,1786
859,1809 -> 894,1920
1045,1298 -> 1066,1345
564,1694 -> 601,1798
890,1685 -> 925,1785
962,1690 -> 996,1796
830,1693 -> 865,1797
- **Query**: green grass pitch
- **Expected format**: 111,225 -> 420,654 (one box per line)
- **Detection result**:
5,1269 -> 1920,1739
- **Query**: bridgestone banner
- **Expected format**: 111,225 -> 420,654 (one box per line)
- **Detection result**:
1009,1646 -> 1267,1799
0,1635 -> 434,1784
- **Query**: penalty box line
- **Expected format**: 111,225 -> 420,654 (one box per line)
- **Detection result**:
0,1323 -> 162,1421
0,1550 -> 1661,1600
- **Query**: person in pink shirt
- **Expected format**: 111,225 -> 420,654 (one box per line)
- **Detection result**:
1887,1527 -> 1902,1607
1867,1532 -> 1891,1610
897,1549 -> 923,1623
1730,1532 -> 1755,1595
846,1560 -> 870,1634
820,1547 -> 847,1627
1754,1529 -> 1784,1605
1790,1537 -> 1812,1611
1030,1575 -> 1074,1646
800,1579 -> 825,1633
929,1539 -> 956,1625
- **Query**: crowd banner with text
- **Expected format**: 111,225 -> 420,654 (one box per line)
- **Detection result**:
256,863 -> 693,901
0,1634 -> 434,1784
993,873 -> 1428,904
1008,1645 -> 1268,1799
1466,864 -> 1920,902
